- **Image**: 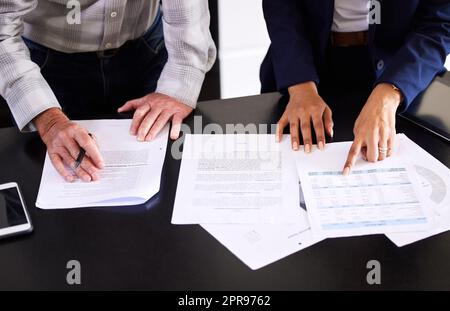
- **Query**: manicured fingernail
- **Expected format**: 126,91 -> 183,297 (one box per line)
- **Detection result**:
343,167 -> 350,176
83,175 -> 91,182
293,142 -> 299,151
66,176 -> 74,182
318,141 -> 324,150
137,136 -> 144,142
147,134 -> 153,141
305,144 -> 311,153
330,128 -> 334,138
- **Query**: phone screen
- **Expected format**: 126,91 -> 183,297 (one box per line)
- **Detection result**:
0,187 -> 28,229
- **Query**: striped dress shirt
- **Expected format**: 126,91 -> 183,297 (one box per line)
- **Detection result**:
0,0 -> 217,131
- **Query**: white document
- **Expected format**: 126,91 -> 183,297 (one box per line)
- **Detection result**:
172,134 -> 299,224
295,137 -> 433,238
36,120 -> 168,209
386,134 -> 450,247
202,183 -> 324,270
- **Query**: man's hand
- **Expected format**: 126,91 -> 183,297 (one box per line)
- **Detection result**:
118,93 -> 193,141
343,83 -> 402,175
34,108 -> 104,182
277,81 -> 334,152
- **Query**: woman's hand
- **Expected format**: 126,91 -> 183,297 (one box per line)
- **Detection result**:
277,81 -> 334,152
343,83 -> 403,175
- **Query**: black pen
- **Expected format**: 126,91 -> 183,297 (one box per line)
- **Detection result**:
73,133 -> 93,170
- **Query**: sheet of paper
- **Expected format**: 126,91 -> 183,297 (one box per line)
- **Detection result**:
295,138 -> 433,238
172,134 -> 299,224
386,134 -> 450,246
202,183 -> 324,270
36,120 -> 168,209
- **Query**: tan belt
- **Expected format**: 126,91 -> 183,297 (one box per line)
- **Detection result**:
331,31 -> 369,47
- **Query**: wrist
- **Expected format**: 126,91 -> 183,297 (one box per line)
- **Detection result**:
375,83 -> 402,107
33,108 -> 68,136
288,81 -> 318,98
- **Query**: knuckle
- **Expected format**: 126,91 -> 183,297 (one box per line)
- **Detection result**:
350,148 -> 359,156
57,131 -> 67,141
278,116 -> 287,125
313,118 -> 323,128
134,111 -> 144,118
300,124 -> 310,132
311,107 -> 321,115
78,137 -> 89,147
297,107 -> 307,115
135,107 -> 147,116
67,123 -> 79,133
87,166 -> 97,175
161,112 -> 173,120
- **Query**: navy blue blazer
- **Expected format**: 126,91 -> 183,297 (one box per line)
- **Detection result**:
260,0 -> 450,109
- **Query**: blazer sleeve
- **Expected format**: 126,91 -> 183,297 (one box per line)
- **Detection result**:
262,0 -> 319,91
375,0 -> 450,110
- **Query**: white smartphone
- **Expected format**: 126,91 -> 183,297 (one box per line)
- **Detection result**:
0,182 -> 33,239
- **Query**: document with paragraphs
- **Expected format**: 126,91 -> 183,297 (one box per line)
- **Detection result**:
36,120 -> 168,209
172,134 -> 299,224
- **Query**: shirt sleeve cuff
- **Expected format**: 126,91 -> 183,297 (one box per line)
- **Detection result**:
5,77 -> 61,132
155,62 -> 206,109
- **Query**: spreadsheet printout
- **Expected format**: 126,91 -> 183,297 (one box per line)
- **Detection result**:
295,140 -> 432,238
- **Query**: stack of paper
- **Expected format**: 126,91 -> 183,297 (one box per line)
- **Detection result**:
295,136 -> 434,239
295,134 -> 450,245
173,133 -> 450,270
386,134 -> 450,246
36,120 -> 169,209
172,134 -> 322,269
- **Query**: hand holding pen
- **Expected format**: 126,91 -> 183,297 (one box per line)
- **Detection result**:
33,108 -> 104,182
